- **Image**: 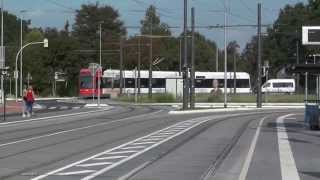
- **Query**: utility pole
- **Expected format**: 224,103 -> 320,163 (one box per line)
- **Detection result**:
216,47 -> 219,72
119,37 -> 123,95
1,0 -> 4,104
137,36 -> 141,95
257,3 -> 262,108
233,52 -> 236,94
223,0 -> 228,108
182,0 -> 189,110
179,38 -> 182,75
190,7 -> 195,109
296,39 -> 300,92
98,22 -> 102,107
148,14 -> 153,98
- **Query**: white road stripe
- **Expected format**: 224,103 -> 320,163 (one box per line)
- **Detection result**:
105,151 -> 138,155
277,114 -> 300,180
238,115 -> 269,180
76,162 -> 113,167
72,106 -> 81,109
132,142 -> 156,145
32,111 -> 276,180
48,107 -> 56,110
0,108 -> 112,127
60,106 -> 69,110
56,170 -> 95,176
93,156 -> 128,160
0,110 -> 163,148
140,138 -> 163,142
121,146 -> 146,150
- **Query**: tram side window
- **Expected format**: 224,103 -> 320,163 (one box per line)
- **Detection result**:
80,76 -> 92,89
140,78 -> 148,88
152,78 -> 165,88
125,78 -> 135,88
236,79 -> 250,88
113,79 -> 120,88
195,79 -> 213,88
102,78 -> 112,88
217,79 -> 250,88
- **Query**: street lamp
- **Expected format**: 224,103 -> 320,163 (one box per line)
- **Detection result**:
19,10 -> 27,98
15,38 -> 48,101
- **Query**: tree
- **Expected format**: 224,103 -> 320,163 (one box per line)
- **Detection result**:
140,5 -> 171,36
72,2 -> 126,69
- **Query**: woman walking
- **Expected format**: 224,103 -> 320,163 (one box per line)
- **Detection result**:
26,86 -> 35,117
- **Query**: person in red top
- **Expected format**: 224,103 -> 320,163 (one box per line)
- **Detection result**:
26,86 -> 35,117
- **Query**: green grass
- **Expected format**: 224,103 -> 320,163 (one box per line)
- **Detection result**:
201,93 -> 315,103
117,93 -> 176,103
116,93 -> 315,103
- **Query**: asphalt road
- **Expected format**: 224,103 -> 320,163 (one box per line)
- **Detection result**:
0,105 -> 307,180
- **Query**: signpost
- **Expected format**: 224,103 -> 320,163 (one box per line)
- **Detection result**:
0,66 -> 9,121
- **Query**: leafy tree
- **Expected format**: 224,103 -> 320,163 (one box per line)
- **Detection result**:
72,2 -> 126,69
140,5 -> 171,36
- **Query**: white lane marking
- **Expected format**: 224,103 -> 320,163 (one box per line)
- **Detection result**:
121,146 -> 146,150
238,115 -> 269,180
72,106 -> 81,109
56,170 -> 95,176
48,107 -> 56,110
0,108 -> 112,127
0,110 -> 163,148
32,111 -> 279,180
60,106 -> 69,110
81,116 -> 214,180
132,142 -> 156,145
277,114 -> 300,180
140,138 -> 162,142
76,162 -> 113,167
105,151 -> 139,155
93,156 -> 128,160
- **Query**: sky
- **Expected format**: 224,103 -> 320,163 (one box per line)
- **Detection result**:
3,0 -> 308,50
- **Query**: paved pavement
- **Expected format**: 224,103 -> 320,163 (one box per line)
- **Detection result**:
0,103 -> 317,180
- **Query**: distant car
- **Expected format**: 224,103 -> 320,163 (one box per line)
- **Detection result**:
261,79 -> 295,94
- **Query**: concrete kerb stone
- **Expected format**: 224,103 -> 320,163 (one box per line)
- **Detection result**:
169,106 -> 304,115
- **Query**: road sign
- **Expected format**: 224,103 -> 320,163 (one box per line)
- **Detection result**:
13,70 -> 18,79
302,26 -> 320,45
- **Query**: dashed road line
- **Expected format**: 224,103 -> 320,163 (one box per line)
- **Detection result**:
0,110 -> 162,148
31,111 -> 278,180
277,114 -> 300,180
238,115 -> 269,180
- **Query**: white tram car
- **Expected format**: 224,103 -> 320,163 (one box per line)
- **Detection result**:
102,69 -> 251,97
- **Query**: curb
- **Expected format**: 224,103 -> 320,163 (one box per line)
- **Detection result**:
169,106 -> 304,115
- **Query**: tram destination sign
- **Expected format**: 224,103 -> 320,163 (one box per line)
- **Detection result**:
302,26 -> 320,45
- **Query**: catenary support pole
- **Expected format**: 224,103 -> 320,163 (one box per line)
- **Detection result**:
119,37 -> 123,95
138,36 -> 141,95
182,0 -> 189,110
257,3 -> 262,108
190,7 -> 195,109
223,0 -> 228,108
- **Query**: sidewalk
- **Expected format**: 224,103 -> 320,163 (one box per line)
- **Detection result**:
0,101 -> 22,115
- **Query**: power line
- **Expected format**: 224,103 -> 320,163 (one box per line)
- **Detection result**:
43,0 -> 76,12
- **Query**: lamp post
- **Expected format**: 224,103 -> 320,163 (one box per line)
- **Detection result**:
98,22 -> 102,107
15,38 -> 48,101
19,10 -> 27,97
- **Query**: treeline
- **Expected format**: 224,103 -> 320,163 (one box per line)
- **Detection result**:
242,0 -> 320,88
4,0 -> 315,96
